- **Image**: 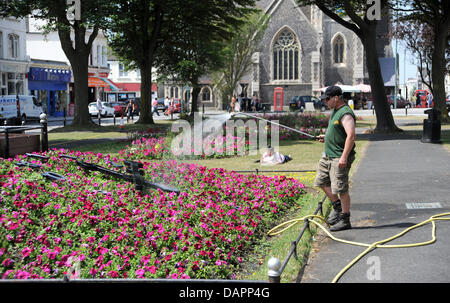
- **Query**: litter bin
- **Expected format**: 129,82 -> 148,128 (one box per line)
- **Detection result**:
421,109 -> 441,143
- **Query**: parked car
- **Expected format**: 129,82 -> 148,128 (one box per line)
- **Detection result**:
173,99 -> 181,113
110,101 -> 127,117
290,95 -> 327,112
387,95 -> 413,108
88,101 -> 115,117
156,98 -> 165,112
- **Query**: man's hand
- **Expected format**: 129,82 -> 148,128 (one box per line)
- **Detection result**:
316,134 -> 325,143
338,156 -> 347,169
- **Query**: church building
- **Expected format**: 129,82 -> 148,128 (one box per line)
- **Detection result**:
165,0 -> 393,110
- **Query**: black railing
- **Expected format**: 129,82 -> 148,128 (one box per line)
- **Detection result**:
267,194 -> 327,283
17,153 -> 180,194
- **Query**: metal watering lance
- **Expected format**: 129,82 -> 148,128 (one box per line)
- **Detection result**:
230,111 -> 319,140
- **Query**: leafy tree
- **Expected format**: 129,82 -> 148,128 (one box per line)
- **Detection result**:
106,0 -> 255,124
106,0 -> 168,124
155,1 -> 257,120
0,0 -> 113,127
393,0 -> 449,120
212,12 -> 270,111
392,21 -> 436,93
296,0 -> 401,133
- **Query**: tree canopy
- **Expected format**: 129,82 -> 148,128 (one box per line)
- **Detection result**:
393,0 -> 449,119
106,0 -> 255,123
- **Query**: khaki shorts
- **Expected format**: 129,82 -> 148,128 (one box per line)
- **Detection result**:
314,155 -> 354,194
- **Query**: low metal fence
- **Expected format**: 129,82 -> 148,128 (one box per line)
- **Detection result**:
267,194 -> 327,283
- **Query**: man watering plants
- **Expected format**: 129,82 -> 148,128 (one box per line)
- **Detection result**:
315,86 -> 356,231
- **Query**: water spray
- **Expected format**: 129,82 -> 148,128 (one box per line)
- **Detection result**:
230,112 -> 319,139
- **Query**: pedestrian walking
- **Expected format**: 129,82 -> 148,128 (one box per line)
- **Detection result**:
96,97 -> 103,117
152,98 -> 160,116
427,93 -> 433,108
315,86 -> 356,231
164,97 -> 170,114
230,95 -> 236,113
125,99 -> 135,122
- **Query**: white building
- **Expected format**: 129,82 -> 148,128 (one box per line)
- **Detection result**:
26,17 -> 109,116
106,54 -> 158,103
0,17 -> 30,96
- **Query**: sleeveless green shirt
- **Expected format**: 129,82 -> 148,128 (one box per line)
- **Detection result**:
324,105 -> 356,158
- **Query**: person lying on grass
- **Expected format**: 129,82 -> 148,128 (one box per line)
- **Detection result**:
257,146 -> 292,166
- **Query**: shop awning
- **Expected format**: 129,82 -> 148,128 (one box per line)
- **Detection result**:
354,84 -> 371,93
318,84 -> 361,93
104,82 -> 157,92
100,78 -> 120,91
88,77 -> 109,87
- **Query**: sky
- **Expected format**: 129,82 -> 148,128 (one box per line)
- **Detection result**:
395,40 -> 419,85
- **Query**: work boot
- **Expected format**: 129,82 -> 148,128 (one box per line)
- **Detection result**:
326,200 -> 342,225
329,212 -> 351,232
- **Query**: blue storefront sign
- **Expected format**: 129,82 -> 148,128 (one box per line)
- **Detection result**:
29,67 -> 72,82
28,67 -> 71,117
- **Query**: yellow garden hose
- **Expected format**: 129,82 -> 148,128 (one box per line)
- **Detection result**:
267,212 -> 450,283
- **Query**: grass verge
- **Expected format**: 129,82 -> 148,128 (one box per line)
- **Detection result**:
237,190 -> 326,282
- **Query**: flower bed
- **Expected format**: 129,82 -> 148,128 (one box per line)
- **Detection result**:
119,134 -> 248,161
119,112 -> 358,161
0,149 -> 305,279
247,112 -> 330,140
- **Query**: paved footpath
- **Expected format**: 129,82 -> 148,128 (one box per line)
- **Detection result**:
300,132 -> 450,283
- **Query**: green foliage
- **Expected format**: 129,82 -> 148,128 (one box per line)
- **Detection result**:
212,11 -> 269,105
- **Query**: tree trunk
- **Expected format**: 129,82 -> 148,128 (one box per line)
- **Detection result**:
189,83 -> 201,121
70,57 -> 95,126
57,22 -> 98,127
363,25 -> 401,133
136,62 -> 155,124
431,23 -> 449,121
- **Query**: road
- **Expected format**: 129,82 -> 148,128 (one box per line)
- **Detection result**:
24,112 -> 180,132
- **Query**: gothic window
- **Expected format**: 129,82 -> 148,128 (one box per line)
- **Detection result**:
272,29 -> 299,81
333,34 -> 345,64
200,86 -> 211,102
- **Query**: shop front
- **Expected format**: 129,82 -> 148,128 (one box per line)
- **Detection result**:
87,70 -> 111,104
28,63 -> 71,117
0,61 -> 29,96
104,82 -> 157,102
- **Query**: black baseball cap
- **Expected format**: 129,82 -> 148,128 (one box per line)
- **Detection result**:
320,86 -> 343,100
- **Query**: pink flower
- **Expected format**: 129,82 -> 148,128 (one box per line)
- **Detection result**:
136,268 -> 145,278
108,271 -> 119,278
21,247 -> 32,258
215,260 -> 227,266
